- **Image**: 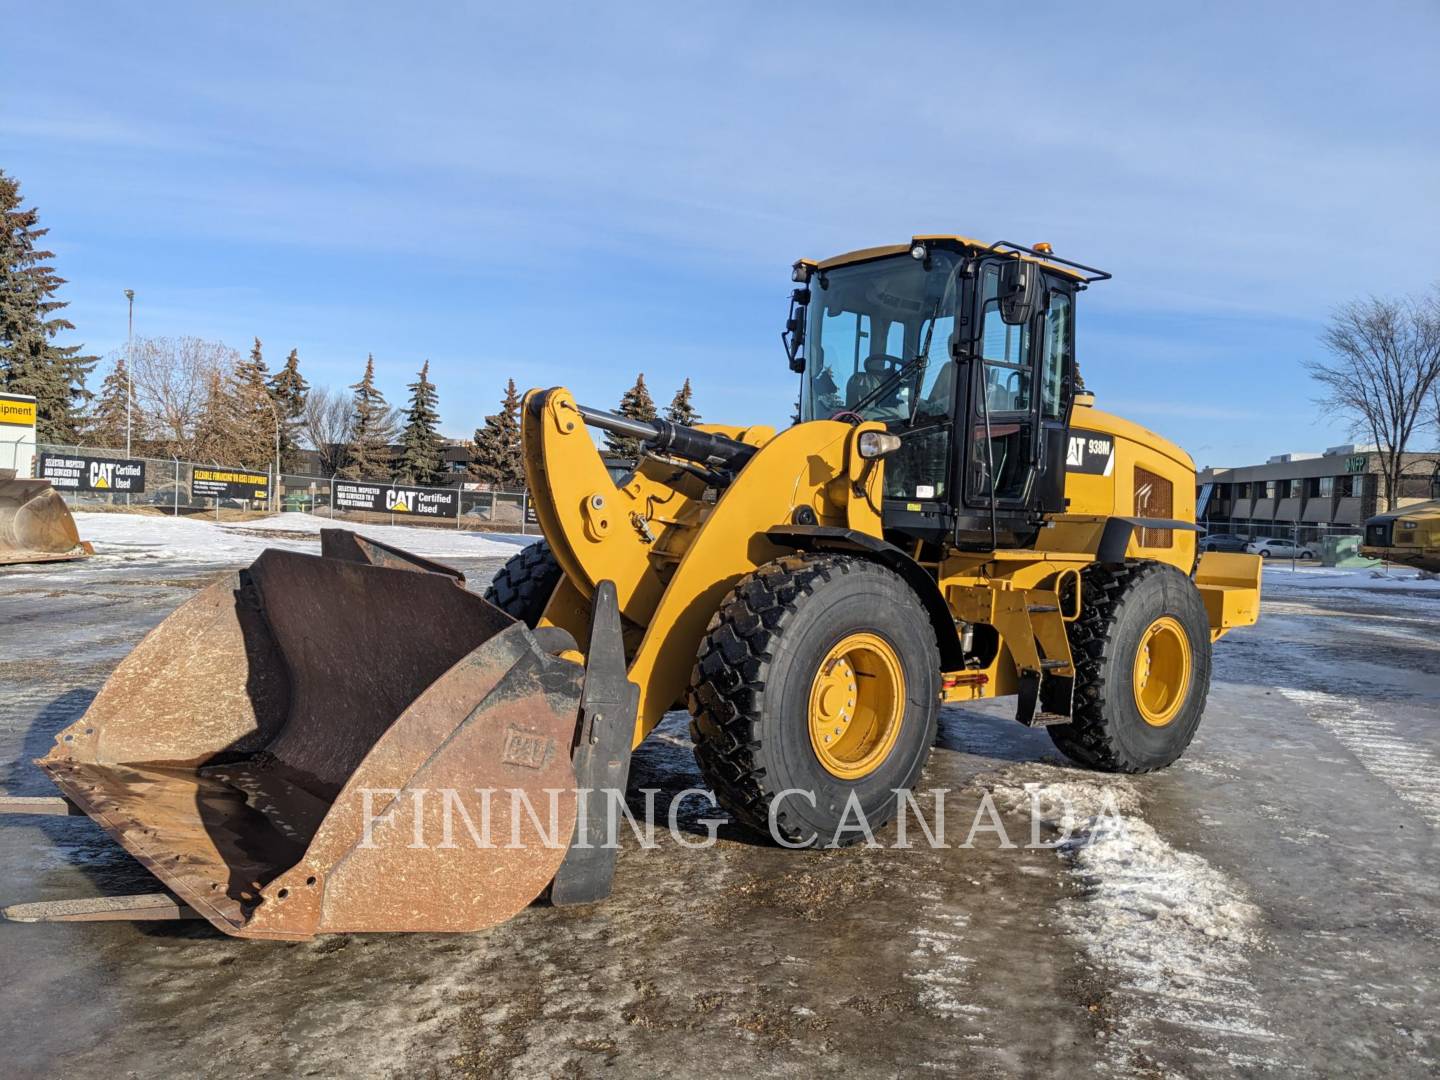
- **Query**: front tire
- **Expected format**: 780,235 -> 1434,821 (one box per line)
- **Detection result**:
688,554 -> 940,846
483,540 -> 563,627
1049,561 -> 1212,773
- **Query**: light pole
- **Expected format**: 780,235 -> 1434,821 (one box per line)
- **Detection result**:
124,289 -> 135,458
124,289 -> 134,507
262,394 -> 281,512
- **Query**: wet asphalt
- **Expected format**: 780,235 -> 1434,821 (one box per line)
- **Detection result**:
0,551 -> 1436,1079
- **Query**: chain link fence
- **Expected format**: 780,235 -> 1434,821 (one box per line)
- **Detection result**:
1201,516 -> 1376,566
33,444 -> 536,533
2,433 -> 33,473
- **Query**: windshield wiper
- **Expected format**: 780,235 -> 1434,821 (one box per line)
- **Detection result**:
844,304 -> 941,422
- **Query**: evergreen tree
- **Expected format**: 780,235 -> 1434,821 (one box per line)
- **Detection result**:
192,370 -> 234,464
665,377 -> 700,426
0,169 -> 96,441
226,337 -> 276,470
267,348 -> 309,472
340,354 -> 393,479
606,373 -> 657,458
469,378 -> 524,487
85,357 -> 132,449
397,360 -> 444,485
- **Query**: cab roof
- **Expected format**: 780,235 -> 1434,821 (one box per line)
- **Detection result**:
804,235 -> 1098,284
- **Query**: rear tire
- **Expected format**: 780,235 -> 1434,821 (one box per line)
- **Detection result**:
1048,561 -> 1212,773
688,554 -> 941,847
483,540 -> 563,627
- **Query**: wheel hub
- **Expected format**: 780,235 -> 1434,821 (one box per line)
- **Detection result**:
1132,615 -> 1192,727
808,633 -> 904,779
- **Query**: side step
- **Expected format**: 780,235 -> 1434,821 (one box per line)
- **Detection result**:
3,893 -> 200,923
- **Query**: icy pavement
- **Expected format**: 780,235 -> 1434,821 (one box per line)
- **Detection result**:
0,544 -> 1437,1077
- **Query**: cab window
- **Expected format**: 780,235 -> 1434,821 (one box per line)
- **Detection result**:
1040,290 -> 1071,419
976,266 -> 1031,414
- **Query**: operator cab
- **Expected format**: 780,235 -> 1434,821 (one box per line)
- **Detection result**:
786,236 -> 1109,551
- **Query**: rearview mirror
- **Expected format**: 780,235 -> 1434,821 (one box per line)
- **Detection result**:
784,287 -> 810,372
998,258 -> 1040,326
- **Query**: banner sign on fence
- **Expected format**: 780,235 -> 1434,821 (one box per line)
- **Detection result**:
38,452 -> 147,493
333,480 -> 458,517
192,467 -> 269,501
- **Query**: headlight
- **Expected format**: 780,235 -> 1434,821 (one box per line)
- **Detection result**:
1400,520 -> 1418,530
857,431 -> 902,459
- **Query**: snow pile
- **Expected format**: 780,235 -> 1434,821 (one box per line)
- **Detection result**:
994,776 -> 1281,1068
1262,564 -> 1440,593
68,511 -> 522,568
1016,781 -> 1263,964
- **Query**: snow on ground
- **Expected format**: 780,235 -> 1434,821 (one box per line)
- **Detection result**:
992,777 -> 1282,1072
61,511 -> 524,569
1262,564 -> 1440,592
904,887 -> 978,1020
1277,688 -> 1440,832
215,511 -> 529,555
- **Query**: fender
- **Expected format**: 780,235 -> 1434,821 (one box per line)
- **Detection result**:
1096,516 -> 1201,565
765,524 -> 965,670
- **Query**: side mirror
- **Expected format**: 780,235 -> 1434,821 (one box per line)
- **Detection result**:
784,287 -> 810,373
998,258 -> 1040,326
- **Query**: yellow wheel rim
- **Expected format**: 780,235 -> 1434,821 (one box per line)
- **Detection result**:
1132,616 -> 1192,727
808,632 -> 905,780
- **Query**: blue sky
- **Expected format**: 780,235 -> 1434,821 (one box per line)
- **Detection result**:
5,2 -> 1438,467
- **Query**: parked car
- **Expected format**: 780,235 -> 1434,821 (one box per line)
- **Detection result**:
1200,532 -> 1249,553
1246,537 -> 1317,559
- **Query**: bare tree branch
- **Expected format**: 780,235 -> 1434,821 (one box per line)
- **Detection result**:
1305,288 -> 1440,510
300,385 -> 355,476
128,336 -> 241,459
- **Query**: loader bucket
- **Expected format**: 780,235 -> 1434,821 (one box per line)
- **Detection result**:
27,532 -> 595,938
0,469 -> 93,565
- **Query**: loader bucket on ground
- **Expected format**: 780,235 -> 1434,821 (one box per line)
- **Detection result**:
0,470 -> 93,565
27,533 -> 590,938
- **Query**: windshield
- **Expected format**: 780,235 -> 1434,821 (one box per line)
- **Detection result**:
800,252 -> 962,424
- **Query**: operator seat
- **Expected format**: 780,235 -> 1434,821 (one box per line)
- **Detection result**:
846,353 -> 896,409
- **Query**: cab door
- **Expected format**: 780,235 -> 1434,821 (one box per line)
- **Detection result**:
964,261 -> 1040,510
962,265 -> 1072,518
1032,284 -> 1074,515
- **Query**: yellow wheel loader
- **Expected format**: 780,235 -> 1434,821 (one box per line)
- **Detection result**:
1361,469 -> 1440,573
2,235 -> 1260,937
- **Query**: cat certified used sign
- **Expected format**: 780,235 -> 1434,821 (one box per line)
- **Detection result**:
1065,429 -> 1116,476
39,453 -> 146,493
333,480 -> 457,517
192,467 -> 269,501
0,392 -> 37,428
